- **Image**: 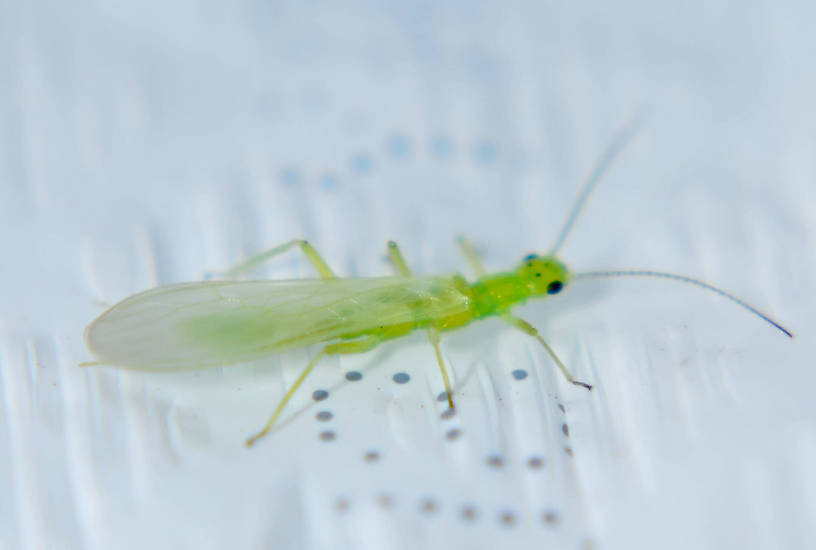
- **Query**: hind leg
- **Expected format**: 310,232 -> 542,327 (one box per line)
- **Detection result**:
246,336 -> 383,447
213,239 -> 336,280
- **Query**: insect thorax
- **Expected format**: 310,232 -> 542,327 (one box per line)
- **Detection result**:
468,274 -> 533,319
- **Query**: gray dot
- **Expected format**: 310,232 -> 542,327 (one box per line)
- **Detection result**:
527,456 -> 545,469
565,447 -> 573,457
316,410 -> 333,422
363,450 -> 380,462
499,510 -> 517,526
542,510 -> 559,525
558,403 -> 566,413
313,389 -> 329,401
420,498 -> 438,514
461,505 -> 478,521
562,423 -> 570,437
487,454 -> 504,468
437,391 -> 448,402
319,430 -> 336,442
345,371 -> 362,381
335,498 -> 350,513
445,428 -> 461,441
393,372 -> 410,384
440,408 -> 456,420
511,369 -> 528,380
377,493 -> 394,509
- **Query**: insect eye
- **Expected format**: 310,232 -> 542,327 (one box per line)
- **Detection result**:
524,253 -> 537,261
547,281 -> 563,294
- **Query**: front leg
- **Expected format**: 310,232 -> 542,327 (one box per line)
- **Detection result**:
502,313 -> 593,391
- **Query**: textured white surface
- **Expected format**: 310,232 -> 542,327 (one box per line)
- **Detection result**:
2,2 -> 815,549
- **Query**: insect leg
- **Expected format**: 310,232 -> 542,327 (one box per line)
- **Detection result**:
456,236 -> 487,277
245,336 -> 382,447
387,241 -> 456,409
427,328 -> 455,408
386,240 -> 411,275
502,313 -> 593,391
217,239 -> 336,280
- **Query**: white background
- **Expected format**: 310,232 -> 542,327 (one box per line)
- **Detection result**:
1,1 -> 815,549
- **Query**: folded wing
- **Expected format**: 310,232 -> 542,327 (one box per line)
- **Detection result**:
85,277 -> 471,370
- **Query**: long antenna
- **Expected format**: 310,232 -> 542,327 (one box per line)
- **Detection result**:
572,270 -> 793,338
550,112 -> 650,255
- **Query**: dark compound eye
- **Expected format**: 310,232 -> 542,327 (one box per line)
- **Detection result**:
524,253 -> 537,261
547,281 -> 563,294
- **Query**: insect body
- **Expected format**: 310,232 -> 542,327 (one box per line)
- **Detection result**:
84,123 -> 792,447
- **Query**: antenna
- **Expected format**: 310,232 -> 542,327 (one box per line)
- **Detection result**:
572,270 -> 793,338
550,112 -> 650,255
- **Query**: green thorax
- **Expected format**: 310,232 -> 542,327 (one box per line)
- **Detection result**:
468,273 -> 533,318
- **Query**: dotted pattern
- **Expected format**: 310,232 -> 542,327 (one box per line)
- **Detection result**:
272,134 -> 498,193
327,492 -> 563,529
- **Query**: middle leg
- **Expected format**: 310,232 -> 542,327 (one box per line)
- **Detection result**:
386,240 -> 455,408
456,236 -> 487,277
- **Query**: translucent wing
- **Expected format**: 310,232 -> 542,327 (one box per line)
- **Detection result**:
85,277 -> 471,370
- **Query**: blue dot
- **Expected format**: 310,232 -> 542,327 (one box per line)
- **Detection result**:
393,372 -> 410,384
313,389 -> 329,401
351,153 -> 373,174
320,173 -> 339,190
473,140 -> 497,164
431,136 -> 454,159
280,167 -> 301,186
316,410 -> 333,421
388,133 -> 411,157
511,369 -> 528,380
345,371 -> 362,381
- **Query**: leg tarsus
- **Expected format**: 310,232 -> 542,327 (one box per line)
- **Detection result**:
572,380 -> 593,391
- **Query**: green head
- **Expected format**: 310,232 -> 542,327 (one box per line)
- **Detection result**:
516,254 -> 569,297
